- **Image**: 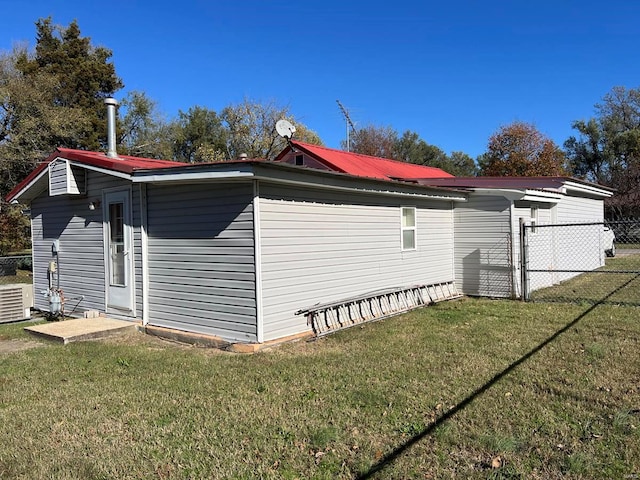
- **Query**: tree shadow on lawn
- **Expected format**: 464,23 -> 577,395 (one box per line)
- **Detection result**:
356,273 -> 640,480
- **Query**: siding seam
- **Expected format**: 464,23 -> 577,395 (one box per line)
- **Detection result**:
140,184 -> 149,325
253,180 -> 264,343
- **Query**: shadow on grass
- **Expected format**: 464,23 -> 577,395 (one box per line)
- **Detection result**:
530,269 -> 640,307
356,273 -> 640,480
531,297 -> 640,308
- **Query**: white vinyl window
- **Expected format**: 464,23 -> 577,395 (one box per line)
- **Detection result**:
401,207 -> 417,250
531,205 -> 538,234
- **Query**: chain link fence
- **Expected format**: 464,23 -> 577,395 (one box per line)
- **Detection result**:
0,255 -> 33,285
522,220 -> 640,306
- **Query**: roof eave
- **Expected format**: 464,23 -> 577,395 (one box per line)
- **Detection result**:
133,160 -> 468,200
6,167 -> 50,204
5,148 -> 63,203
8,148 -> 468,204
457,187 -> 562,203
563,180 -> 614,198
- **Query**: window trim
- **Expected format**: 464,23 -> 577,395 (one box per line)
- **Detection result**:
401,206 -> 417,251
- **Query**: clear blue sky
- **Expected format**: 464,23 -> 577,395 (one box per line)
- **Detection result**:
2,0 -> 640,158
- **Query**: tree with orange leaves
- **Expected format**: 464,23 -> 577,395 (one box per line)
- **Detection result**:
479,121 -> 568,176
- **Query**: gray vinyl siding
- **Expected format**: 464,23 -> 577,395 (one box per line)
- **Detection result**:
30,171 -> 134,318
546,195 -> 605,285
513,202 -> 556,293
145,183 -> 257,343
131,185 -> 144,317
556,195 -> 604,223
453,195 -> 514,298
511,196 -> 605,295
259,183 -> 455,341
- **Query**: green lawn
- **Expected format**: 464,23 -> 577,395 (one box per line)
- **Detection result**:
530,254 -> 640,306
618,243 -> 640,249
0,269 -> 32,285
1,298 -> 639,479
0,252 -> 33,286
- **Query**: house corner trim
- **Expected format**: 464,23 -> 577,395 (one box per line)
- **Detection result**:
253,180 -> 264,343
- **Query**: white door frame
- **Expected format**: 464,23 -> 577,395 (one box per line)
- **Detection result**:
103,187 -> 135,315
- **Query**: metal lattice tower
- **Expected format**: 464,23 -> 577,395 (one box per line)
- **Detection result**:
336,100 -> 356,152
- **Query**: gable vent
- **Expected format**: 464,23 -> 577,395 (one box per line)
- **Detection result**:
48,159 -> 86,196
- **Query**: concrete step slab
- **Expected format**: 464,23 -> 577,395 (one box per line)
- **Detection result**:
25,318 -> 138,344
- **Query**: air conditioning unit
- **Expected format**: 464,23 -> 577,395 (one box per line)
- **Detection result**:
0,284 -> 33,323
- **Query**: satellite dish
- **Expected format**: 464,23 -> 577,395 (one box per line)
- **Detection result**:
276,119 -> 296,139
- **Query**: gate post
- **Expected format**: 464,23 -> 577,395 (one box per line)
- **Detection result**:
520,218 -> 530,301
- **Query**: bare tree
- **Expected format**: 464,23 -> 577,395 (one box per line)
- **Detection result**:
222,98 -> 321,160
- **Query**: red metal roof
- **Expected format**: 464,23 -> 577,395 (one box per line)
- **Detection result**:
55,147 -> 185,173
6,148 -> 187,202
7,143 -> 457,204
278,141 -> 454,180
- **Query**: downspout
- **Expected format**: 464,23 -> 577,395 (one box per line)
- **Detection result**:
509,202 -> 517,299
519,217 -> 530,301
450,200 -> 456,287
252,180 -> 264,343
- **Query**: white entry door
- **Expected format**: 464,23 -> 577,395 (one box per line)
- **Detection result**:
104,189 -> 134,313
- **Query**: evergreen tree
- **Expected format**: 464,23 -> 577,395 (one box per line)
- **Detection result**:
0,17 -> 123,251
16,17 -> 123,151
565,86 -> 640,216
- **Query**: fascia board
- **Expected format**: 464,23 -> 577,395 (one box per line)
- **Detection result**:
469,188 -> 527,202
252,164 -> 468,201
251,174 -> 467,202
469,188 -> 561,203
521,189 -> 563,203
131,163 -> 467,202
8,168 -> 49,204
66,161 -> 133,181
131,170 -> 255,183
563,181 -> 614,198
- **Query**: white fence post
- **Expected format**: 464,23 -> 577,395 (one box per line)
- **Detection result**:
520,218 -> 530,301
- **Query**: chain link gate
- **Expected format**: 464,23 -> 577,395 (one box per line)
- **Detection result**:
521,220 -> 640,306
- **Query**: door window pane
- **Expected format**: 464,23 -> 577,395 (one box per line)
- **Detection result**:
109,202 -> 125,286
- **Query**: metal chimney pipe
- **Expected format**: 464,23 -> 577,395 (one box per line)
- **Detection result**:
104,98 -> 118,158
